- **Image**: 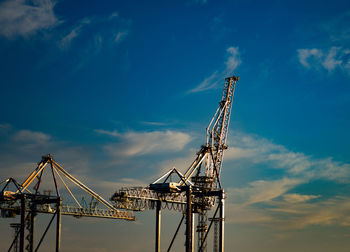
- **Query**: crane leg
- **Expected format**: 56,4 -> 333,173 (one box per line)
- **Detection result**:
219,190 -> 225,252
155,201 -> 161,252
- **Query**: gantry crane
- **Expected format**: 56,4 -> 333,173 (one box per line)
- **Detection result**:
0,154 -> 135,252
111,75 -> 239,252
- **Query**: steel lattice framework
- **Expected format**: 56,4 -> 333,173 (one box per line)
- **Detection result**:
0,154 -> 135,252
111,75 -> 239,252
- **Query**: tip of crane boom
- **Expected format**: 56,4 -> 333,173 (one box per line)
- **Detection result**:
42,153 -> 53,160
225,75 -> 239,82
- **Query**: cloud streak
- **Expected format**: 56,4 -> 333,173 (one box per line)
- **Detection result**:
297,47 -> 350,74
59,18 -> 92,49
226,131 -> 350,181
102,130 -> 191,158
188,46 -> 241,93
0,0 -> 60,38
223,131 -> 350,229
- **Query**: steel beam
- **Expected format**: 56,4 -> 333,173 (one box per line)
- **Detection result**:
185,186 -> 193,252
19,195 -> 26,252
28,211 -> 35,252
155,201 -> 161,252
219,191 -> 225,252
56,198 -> 61,252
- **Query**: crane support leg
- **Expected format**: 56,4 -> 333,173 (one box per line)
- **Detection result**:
219,190 -> 225,252
20,195 -> 26,252
185,186 -> 193,252
56,198 -> 61,252
27,211 -> 35,252
155,201 -> 161,252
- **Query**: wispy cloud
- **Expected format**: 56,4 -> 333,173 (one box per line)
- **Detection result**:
2,125 -> 350,233
0,0 -> 60,38
94,129 -> 120,137
297,47 -> 350,74
223,131 -> 350,229
108,12 -> 119,20
58,12 -> 131,61
188,46 -> 241,93
140,121 -> 169,126
322,11 -> 350,44
114,30 -> 129,43
226,131 -> 350,181
103,130 -> 191,158
283,193 -> 320,204
186,0 -> 208,5
0,126 -> 93,183
224,47 -> 241,75
230,178 -> 303,206
12,129 -> 51,145
297,48 -> 323,68
0,123 -> 12,132
59,18 -> 92,49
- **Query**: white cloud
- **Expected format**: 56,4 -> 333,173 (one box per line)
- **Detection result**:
322,47 -> 343,71
58,13 -> 130,53
0,123 -> 12,132
226,131 -> 350,181
226,187 -> 350,230
297,46 -> 350,74
60,27 -> 80,48
114,30 -> 128,43
222,131 -> 350,230
322,11 -> 350,44
188,71 -> 219,93
109,12 -> 119,20
59,19 -> 91,49
225,46 -> 241,75
0,0 -> 60,38
103,130 -> 191,158
93,178 -> 147,193
270,196 -> 350,229
188,46 -> 241,93
297,48 -> 323,68
283,193 -> 320,204
12,129 -> 51,145
94,129 -> 120,137
187,0 -> 208,5
140,121 -> 169,126
225,203 -> 274,224
229,178 -> 303,206
0,127 -> 94,184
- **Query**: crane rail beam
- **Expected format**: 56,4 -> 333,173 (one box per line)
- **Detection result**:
0,204 -> 135,220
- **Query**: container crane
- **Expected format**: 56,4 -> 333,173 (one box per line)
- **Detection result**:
111,75 -> 239,252
0,154 -> 135,252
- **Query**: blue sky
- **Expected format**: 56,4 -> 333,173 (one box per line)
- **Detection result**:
1,0 -> 350,251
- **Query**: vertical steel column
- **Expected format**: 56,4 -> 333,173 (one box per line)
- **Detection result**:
192,213 -> 195,252
28,210 -> 35,252
155,201 -> 161,252
185,186 -> 193,252
20,195 -> 26,252
56,198 -> 61,252
219,190 -> 225,252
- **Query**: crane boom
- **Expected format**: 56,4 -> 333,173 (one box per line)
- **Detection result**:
206,75 -> 239,179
